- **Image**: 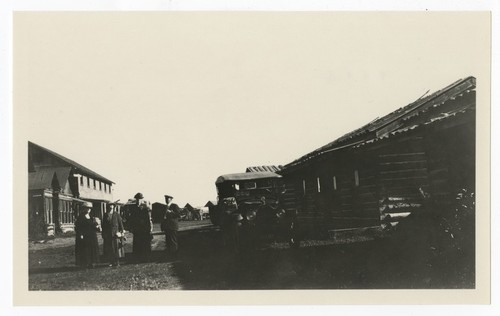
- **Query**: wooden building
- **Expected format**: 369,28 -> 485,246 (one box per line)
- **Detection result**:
279,77 -> 476,235
28,141 -> 115,238
204,201 -> 217,208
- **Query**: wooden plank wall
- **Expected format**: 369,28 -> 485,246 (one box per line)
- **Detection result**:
376,138 -> 428,226
331,156 -> 379,229
282,152 -> 380,235
424,114 -> 475,208
280,105 -> 474,234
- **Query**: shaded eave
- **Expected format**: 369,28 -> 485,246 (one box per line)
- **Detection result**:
28,166 -> 72,190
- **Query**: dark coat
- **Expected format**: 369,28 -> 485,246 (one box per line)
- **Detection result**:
162,203 -> 181,232
75,215 -> 100,267
128,203 -> 152,234
128,203 -> 152,260
102,211 -> 125,262
102,211 -> 124,239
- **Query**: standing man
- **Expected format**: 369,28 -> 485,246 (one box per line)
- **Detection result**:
128,192 -> 152,262
162,195 -> 180,258
102,201 -> 125,267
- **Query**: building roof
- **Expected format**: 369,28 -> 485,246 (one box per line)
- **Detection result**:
29,141 -> 114,183
205,200 -> 217,207
246,165 -> 283,173
216,171 -> 282,184
283,76 -> 476,169
28,167 -> 72,190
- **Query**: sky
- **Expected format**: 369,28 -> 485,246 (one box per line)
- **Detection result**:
14,12 -> 489,207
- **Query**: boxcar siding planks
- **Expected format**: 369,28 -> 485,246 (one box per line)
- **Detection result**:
279,78 -> 475,234
376,139 -> 429,225
423,118 -> 475,208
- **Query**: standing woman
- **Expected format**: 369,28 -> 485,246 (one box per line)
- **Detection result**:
102,202 -> 125,267
75,201 -> 100,269
128,193 -> 152,262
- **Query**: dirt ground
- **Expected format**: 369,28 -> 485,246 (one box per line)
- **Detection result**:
28,218 -> 474,290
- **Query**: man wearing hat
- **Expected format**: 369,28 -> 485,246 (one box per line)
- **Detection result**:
102,201 -> 125,267
162,195 -> 181,258
128,192 -> 152,262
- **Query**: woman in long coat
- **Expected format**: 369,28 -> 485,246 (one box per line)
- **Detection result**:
102,202 -> 125,267
75,202 -> 100,269
128,193 -> 152,262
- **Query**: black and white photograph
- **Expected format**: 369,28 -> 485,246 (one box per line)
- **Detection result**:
6,6 -> 493,308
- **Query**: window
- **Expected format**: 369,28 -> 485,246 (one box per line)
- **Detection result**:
45,197 -> 53,224
243,182 -> 256,190
79,176 -> 83,186
62,201 -> 66,223
333,176 -> 337,190
317,177 -> 321,193
61,200 -> 69,223
99,181 -> 102,191
302,179 -> 306,195
87,177 -> 90,187
93,179 -> 96,189
354,170 -> 359,187
66,203 -> 70,223
257,179 -> 273,188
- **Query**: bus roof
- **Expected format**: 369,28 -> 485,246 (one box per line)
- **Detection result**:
215,172 -> 282,184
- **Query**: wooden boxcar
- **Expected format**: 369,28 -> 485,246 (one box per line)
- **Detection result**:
279,76 -> 476,237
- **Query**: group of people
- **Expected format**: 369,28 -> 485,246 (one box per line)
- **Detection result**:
74,200 -> 124,269
74,192 -> 181,269
126,192 -> 181,262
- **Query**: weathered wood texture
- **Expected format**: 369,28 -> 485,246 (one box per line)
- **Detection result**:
375,140 -> 428,225
280,80 -> 475,235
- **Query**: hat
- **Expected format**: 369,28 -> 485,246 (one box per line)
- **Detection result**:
164,195 -> 173,204
134,192 -> 144,199
82,201 -> 93,208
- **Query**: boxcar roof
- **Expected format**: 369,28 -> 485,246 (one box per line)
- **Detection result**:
283,76 -> 476,170
245,165 -> 283,173
216,171 -> 282,184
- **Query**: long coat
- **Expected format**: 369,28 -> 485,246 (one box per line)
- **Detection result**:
75,215 -> 100,267
102,211 -> 125,263
162,203 -> 181,254
128,203 -> 152,261
163,203 -> 181,231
